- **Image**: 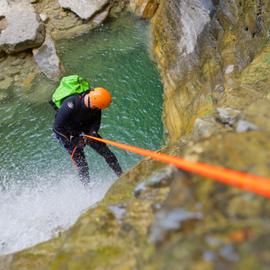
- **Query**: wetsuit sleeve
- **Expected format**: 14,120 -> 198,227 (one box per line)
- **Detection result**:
53,99 -> 76,141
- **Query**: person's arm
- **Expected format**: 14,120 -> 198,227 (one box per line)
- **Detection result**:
53,98 -> 76,142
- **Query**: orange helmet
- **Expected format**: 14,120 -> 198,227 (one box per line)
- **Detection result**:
88,87 -> 112,109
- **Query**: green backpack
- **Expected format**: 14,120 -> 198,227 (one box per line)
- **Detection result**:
50,75 -> 90,110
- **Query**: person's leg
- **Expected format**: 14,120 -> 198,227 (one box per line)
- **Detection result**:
87,134 -> 123,176
71,147 -> 90,185
55,134 -> 90,184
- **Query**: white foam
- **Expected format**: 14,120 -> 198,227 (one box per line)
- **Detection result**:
0,172 -> 114,254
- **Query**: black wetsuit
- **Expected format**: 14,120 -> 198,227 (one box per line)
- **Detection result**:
53,93 -> 122,184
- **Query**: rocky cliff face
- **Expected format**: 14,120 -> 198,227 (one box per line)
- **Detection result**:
1,0 -> 270,269
152,0 -> 270,141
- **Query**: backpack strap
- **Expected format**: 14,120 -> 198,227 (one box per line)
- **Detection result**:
49,100 -> 59,111
50,88 -> 93,111
79,88 -> 93,109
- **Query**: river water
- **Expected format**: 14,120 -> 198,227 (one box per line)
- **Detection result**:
0,14 -> 164,254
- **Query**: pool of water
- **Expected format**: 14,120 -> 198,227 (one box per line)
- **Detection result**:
0,13 -> 164,254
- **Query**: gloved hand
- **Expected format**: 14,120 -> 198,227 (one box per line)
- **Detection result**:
84,131 -> 99,145
70,135 -> 86,148
89,130 -> 98,137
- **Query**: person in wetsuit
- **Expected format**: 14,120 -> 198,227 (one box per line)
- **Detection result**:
53,87 -> 123,184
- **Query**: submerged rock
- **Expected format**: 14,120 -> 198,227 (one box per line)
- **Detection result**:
0,1 -> 45,54
58,0 -> 110,20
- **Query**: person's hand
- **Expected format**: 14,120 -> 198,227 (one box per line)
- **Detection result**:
90,131 -> 98,137
70,136 -> 86,148
78,137 -> 86,148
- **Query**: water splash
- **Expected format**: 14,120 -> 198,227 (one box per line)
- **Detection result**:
0,172 -> 114,255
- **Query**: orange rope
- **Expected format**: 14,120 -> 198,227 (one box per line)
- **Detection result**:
70,146 -> 79,170
84,135 -> 270,199
71,146 -> 77,160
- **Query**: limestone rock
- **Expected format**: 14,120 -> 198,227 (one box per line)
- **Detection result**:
193,117 -> 218,139
235,120 -> 259,133
134,167 -> 178,198
216,107 -> 241,126
108,204 -> 127,221
39,13 -> 49,23
149,209 -> 203,244
58,0 -> 110,20
0,16 -> 7,33
92,6 -> 110,26
0,0 -> 8,13
33,35 -> 62,80
152,0 -> 215,141
0,1 -> 45,54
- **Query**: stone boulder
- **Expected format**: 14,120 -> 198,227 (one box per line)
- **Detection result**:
0,1 -> 45,54
33,34 -> 62,80
58,0 -> 110,20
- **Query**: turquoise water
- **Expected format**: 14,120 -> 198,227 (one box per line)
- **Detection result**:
0,13 -> 164,254
0,14 -> 164,183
